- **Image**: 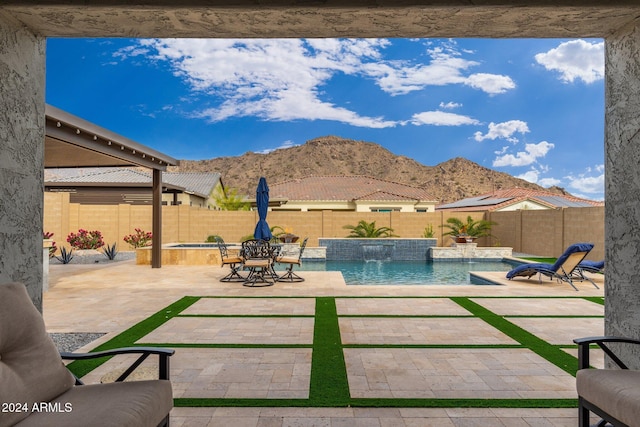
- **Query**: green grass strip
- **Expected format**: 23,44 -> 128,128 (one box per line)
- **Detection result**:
65,296 -> 200,378
309,297 -> 350,406
452,297 -> 580,376
584,296 -> 605,305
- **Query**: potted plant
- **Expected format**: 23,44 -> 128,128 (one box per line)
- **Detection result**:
271,226 -> 299,243
441,216 -> 496,244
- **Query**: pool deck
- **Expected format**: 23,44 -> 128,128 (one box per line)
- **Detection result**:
45,260 -> 606,426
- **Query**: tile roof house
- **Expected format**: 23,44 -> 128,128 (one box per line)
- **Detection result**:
268,176 -> 438,212
45,167 -> 222,208
436,188 -> 604,212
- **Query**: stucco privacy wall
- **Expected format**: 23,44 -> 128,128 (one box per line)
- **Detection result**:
0,12 -> 45,309
44,195 -> 605,261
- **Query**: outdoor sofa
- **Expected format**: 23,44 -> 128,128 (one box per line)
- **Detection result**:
574,335 -> 640,427
0,282 -> 174,427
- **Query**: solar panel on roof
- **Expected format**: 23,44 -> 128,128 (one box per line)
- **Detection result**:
536,196 -> 592,208
438,196 -> 513,209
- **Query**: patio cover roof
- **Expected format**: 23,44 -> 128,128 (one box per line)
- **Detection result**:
45,104 -> 178,170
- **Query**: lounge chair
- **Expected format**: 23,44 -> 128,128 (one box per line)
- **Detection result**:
506,242 -> 597,291
0,282 -> 174,427
214,236 -> 245,282
576,259 -> 604,287
276,237 -> 308,282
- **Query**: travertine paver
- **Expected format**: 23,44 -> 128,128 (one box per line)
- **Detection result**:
170,348 -> 312,398
335,298 -> 470,316
137,317 -> 315,344
339,318 -> 517,345
170,407 -> 581,427
344,348 -> 576,399
471,297 -> 604,316
182,297 -> 316,315
506,317 -> 604,345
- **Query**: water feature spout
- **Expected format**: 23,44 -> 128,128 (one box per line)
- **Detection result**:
361,242 -> 394,261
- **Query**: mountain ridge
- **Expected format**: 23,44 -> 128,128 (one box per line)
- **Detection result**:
171,135 -> 571,204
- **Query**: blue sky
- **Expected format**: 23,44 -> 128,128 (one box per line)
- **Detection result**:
46,38 -> 605,200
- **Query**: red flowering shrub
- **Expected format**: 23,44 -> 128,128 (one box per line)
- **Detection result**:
43,231 -> 57,258
67,229 -> 104,250
123,228 -> 152,248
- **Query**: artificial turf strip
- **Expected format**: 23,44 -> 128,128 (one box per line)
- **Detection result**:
451,297 -> 580,376
309,297 -> 350,406
584,296 -> 605,305
65,296 -> 200,378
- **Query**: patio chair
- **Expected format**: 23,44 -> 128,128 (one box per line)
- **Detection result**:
0,282 -> 174,427
574,335 -> 640,427
214,236 -> 245,282
241,239 -> 275,287
276,237 -> 308,282
576,259 -> 604,287
506,242 -> 596,291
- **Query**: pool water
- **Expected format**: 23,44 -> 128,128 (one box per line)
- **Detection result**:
276,260 -> 513,285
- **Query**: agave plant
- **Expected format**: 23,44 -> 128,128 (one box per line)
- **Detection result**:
441,215 -> 496,239
102,242 -> 118,260
55,247 -> 74,264
343,220 -> 397,238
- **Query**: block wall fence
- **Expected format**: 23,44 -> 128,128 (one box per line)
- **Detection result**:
44,192 -> 604,261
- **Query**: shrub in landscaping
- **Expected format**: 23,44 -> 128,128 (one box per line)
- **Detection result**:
124,228 -> 153,248
43,231 -> 57,257
67,229 -> 104,250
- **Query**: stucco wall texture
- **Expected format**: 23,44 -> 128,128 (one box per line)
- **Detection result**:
0,12 -> 45,309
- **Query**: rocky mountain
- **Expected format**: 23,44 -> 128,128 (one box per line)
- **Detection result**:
171,135 -> 571,204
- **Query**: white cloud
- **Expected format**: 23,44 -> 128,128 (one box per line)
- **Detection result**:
365,43 -> 515,96
517,170 -> 539,183
115,38 -> 516,127
439,101 -> 462,109
492,141 -> 554,167
538,177 -> 562,187
257,140 -> 299,154
119,38 -> 397,128
411,111 -> 480,126
465,73 -> 516,94
474,120 -> 530,142
535,39 -> 604,84
567,172 -> 605,194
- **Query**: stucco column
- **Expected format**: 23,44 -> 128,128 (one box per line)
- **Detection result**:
605,21 -> 640,367
0,12 -> 46,310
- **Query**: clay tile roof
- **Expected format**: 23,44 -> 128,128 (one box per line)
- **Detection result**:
270,175 -> 437,202
436,187 -> 604,211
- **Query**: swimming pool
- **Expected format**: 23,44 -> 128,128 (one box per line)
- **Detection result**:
275,260 -> 514,285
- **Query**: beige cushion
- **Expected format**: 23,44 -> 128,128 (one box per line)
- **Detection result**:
15,380 -> 172,427
276,256 -> 300,265
0,283 -> 75,427
244,259 -> 271,268
576,369 -> 640,426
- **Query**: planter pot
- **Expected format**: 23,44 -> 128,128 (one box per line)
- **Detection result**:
455,236 -> 476,243
279,235 -> 299,243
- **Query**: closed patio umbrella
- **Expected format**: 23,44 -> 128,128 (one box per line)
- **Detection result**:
253,177 -> 272,241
